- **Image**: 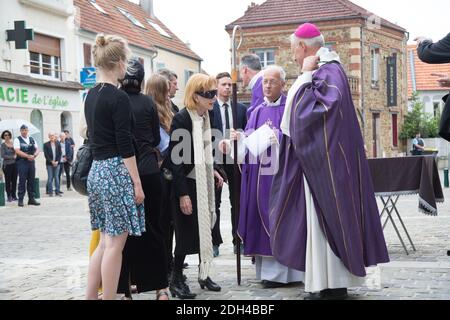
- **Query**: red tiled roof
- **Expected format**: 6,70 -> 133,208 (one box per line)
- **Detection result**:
407,44 -> 450,97
74,0 -> 201,61
226,0 -> 405,33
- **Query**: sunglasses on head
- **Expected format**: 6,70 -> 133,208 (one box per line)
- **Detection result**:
196,90 -> 217,99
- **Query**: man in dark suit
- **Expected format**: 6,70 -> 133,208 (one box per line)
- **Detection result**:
43,132 -> 62,197
416,34 -> 450,257
210,72 -> 248,257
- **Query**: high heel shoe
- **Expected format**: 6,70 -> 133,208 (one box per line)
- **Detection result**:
169,271 -> 196,299
198,277 -> 221,292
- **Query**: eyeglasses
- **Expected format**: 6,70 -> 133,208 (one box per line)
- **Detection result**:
196,90 -> 217,99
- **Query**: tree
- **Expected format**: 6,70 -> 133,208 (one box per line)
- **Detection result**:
400,92 -> 440,139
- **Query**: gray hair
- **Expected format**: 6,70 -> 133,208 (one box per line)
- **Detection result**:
158,68 -> 178,81
240,54 -> 262,71
263,65 -> 286,82
290,33 -> 325,48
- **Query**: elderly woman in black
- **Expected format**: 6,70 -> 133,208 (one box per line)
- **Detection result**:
1,130 -> 17,202
166,74 -> 224,299
117,59 -> 169,300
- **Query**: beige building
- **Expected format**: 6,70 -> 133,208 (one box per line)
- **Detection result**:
0,0 -> 83,180
226,0 -> 409,158
73,0 -> 202,107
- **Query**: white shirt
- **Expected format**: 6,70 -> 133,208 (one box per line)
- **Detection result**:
218,98 -> 233,136
264,95 -> 283,108
14,135 -> 30,149
60,141 -> 66,163
51,143 -> 56,162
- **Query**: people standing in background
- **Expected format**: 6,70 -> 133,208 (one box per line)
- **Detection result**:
239,54 -> 264,118
44,132 -> 62,197
118,59 -> 169,300
158,69 -> 180,113
412,132 -> 425,156
64,130 -> 75,151
59,132 -> 73,191
1,130 -> 18,202
145,73 -> 178,279
14,125 -> 40,207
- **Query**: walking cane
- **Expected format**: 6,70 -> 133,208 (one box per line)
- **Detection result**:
231,25 -> 243,285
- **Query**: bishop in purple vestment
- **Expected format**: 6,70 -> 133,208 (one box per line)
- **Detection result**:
269,23 -> 389,299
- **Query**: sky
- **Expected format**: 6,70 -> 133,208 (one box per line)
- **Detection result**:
141,0 -> 450,75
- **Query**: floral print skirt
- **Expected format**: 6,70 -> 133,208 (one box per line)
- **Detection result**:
87,157 -> 145,237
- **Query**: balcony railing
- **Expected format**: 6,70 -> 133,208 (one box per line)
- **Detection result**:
348,76 -> 360,95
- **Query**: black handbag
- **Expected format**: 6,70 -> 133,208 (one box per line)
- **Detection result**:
71,141 -> 93,196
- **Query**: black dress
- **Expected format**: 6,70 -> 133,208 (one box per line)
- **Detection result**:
117,92 -> 168,294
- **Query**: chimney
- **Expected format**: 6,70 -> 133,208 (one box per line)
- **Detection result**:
140,0 -> 155,18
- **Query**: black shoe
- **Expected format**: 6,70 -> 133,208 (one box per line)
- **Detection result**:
55,193 -> 62,197
7,196 -> 13,203
447,250 -> 450,257
169,271 -> 196,299
18,200 -> 24,207
48,193 -> 54,197
183,263 -> 189,269
12,196 -> 18,201
198,277 -> 221,292
305,288 -> 348,300
58,191 -> 64,194
261,280 -> 287,289
28,199 -> 40,206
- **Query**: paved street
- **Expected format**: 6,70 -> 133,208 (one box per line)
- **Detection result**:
0,182 -> 449,300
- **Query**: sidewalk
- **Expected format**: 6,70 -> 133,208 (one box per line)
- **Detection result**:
0,185 -> 449,300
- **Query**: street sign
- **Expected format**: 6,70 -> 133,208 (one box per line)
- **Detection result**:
80,67 -> 97,88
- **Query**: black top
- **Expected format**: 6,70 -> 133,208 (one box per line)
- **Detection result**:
417,34 -> 450,141
85,83 -> 135,161
43,141 -> 62,166
127,92 -> 161,175
417,33 -> 450,64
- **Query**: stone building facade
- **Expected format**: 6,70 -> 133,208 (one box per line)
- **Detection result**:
226,0 -> 408,158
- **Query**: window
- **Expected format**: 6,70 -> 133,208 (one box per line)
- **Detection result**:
371,46 -> 380,87
89,0 -> 108,15
184,70 -> 194,85
117,7 -> 146,29
433,101 -> 442,117
29,52 -> 61,80
147,19 -> 172,38
28,33 -> 61,80
392,114 -> 398,148
83,43 -> 92,67
156,62 -> 166,71
252,49 -> 275,68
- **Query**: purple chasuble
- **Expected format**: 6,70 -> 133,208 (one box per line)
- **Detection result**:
246,75 -> 265,119
269,62 -> 389,277
238,95 -> 287,257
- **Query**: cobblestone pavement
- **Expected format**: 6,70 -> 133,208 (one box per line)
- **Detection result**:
0,183 -> 449,300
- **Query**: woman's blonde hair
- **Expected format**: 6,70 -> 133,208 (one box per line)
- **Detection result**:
184,74 -> 217,110
92,34 -> 131,71
145,74 -> 173,132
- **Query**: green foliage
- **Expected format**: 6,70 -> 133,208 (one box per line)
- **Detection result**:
400,92 -> 441,139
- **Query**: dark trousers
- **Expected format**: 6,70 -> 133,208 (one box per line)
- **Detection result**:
59,162 -> 71,189
212,164 -> 240,246
161,176 -> 175,272
3,163 -> 18,198
16,159 -> 36,201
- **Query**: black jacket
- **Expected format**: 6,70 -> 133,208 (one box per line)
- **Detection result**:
44,141 -> 62,166
166,108 -> 223,198
127,93 -> 161,176
418,33 -> 450,141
